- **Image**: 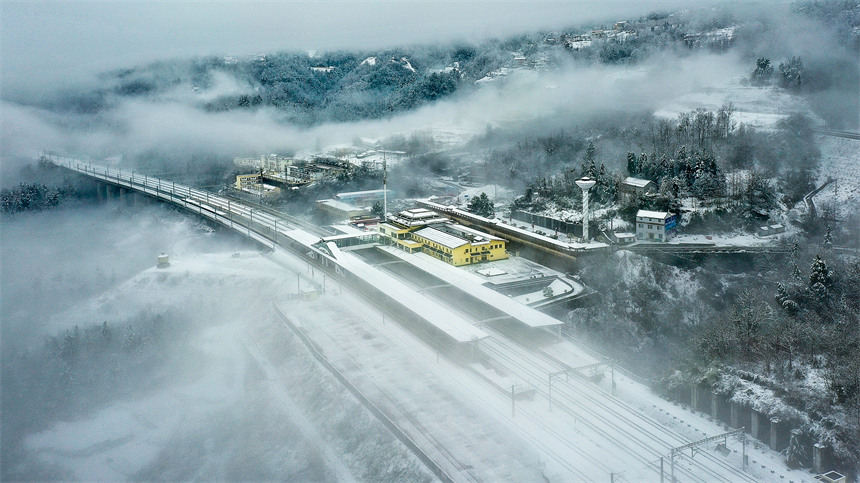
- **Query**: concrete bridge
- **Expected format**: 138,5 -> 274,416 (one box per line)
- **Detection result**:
43,152 -> 324,249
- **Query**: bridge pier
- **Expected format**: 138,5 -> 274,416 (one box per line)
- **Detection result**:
96,183 -> 108,202
813,443 -> 825,473
690,384 -> 699,411
730,400 -> 740,428
750,410 -> 760,440
769,418 -> 779,450
710,392 -> 719,420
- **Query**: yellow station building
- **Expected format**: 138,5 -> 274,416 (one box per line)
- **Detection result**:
379,208 -> 508,266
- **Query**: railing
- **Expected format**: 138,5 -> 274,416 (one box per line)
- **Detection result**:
42,153 -> 292,250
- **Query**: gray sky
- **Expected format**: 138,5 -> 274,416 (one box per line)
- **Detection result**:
1,0 -> 701,98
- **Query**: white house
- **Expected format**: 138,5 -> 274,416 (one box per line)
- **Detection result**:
636,210 -> 677,242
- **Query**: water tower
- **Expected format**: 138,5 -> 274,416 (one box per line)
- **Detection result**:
575,177 -> 596,241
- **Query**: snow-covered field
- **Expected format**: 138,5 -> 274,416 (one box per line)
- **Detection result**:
2,202 -> 816,481
815,135 -> 860,209
655,83 -> 824,131
0,205 -> 432,481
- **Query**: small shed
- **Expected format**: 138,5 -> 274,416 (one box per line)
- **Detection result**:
611,232 -> 636,244
620,177 -> 656,203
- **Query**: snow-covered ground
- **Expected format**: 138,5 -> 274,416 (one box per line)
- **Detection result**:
292,247 -> 813,482
1,207 -> 432,481
655,83 -> 824,131
814,135 -> 860,209
3,202 -> 816,481
669,232 -> 784,246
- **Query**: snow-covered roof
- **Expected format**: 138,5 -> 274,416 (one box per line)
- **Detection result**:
379,246 -> 562,328
335,189 -> 389,198
413,226 -> 468,249
317,199 -> 366,212
400,208 -> 437,220
636,210 -> 672,220
623,177 -> 654,188
283,229 -> 322,247
447,224 -> 504,242
331,248 -> 488,342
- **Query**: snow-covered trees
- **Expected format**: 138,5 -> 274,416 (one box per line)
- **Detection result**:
779,57 -> 804,91
784,429 -> 808,468
738,171 -> 777,223
809,254 -> 833,300
1,183 -> 70,215
466,192 -> 495,218
750,57 -> 774,85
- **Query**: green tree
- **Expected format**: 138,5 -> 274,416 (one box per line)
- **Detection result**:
778,57 -> 804,91
750,57 -> 774,85
784,429 -> 807,468
467,192 -> 495,218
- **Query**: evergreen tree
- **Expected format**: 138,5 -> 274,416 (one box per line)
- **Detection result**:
584,141 -> 596,164
467,192 -> 495,218
750,57 -> 774,85
784,429 -> 807,468
626,152 -> 637,175
778,57 -> 804,91
809,254 -> 832,300
775,282 -> 789,305
809,254 -> 832,288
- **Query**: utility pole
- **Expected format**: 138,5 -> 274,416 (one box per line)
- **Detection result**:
382,151 -> 388,222
611,363 -> 616,395
670,448 -> 675,483
549,374 -> 553,411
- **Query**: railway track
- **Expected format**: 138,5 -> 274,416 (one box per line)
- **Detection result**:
356,247 -> 755,482
814,128 -> 860,140
480,334 -> 756,482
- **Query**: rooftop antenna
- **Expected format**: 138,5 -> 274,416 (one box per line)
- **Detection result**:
575,177 -> 596,241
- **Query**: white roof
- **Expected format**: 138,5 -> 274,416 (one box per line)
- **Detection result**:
283,229 -> 322,247
637,210 -> 671,219
623,177 -> 654,188
413,226 -> 468,249
330,247 -> 488,342
449,224 -> 505,242
400,208 -> 437,220
379,246 -> 563,328
317,199 -> 366,212
335,189 -> 389,198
